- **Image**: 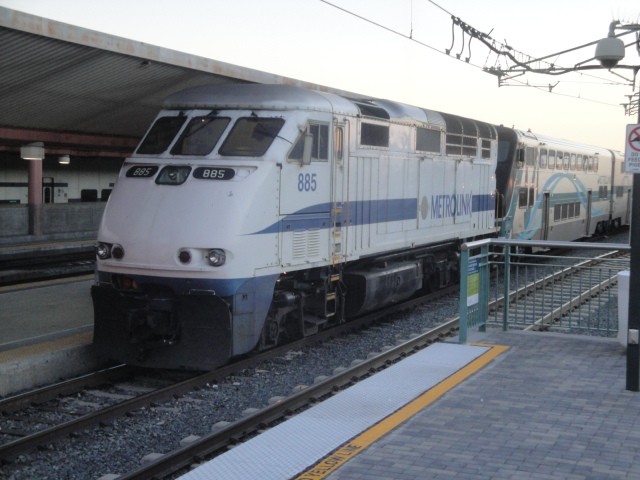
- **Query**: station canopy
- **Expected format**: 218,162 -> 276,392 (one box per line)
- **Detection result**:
0,7 -> 342,159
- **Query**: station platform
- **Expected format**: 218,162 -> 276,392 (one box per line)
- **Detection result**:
0,276 -> 98,396
180,331 -> 639,480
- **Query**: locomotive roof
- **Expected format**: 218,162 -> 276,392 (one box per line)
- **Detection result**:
164,84 -> 501,135
164,84 -> 349,114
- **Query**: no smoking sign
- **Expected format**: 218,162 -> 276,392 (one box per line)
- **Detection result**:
625,124 -> 640,173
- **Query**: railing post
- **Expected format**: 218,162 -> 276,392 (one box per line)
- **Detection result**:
479,244 -> 489,331
459,244 -> 469,344
503,245 -> 511,331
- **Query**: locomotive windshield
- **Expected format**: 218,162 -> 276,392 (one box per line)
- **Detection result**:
170,116 -> 231,155
137,116 -> 187,154
137,115 -> 285,157
218,117 -> 285,156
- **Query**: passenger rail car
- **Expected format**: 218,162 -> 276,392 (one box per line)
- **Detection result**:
495,127 -> 631,244
92,84 -> 498,369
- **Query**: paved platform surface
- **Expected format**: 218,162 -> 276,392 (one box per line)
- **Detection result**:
0,277 -> 97,396
325,331 -> 638,480
181,330 -> 639,480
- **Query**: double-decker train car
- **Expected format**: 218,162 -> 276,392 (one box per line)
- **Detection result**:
495,127 -> 631,244
92,84 -> 498,369
92,83 -> 630,369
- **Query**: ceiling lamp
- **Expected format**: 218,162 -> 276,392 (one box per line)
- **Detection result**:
20,142 -> 45,160
58,155 -> 71,165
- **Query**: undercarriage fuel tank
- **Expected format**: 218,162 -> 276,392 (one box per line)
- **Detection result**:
342,261 -> 423,318
91,285 -> 232,370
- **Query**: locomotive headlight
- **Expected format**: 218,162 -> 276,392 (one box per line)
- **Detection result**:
178,249 -> 192,264
96,243 -> 112,260
206,248 -> 226,267
111,244 -> 125,260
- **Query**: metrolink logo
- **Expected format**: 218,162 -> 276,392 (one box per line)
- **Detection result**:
431,193 -> 472,218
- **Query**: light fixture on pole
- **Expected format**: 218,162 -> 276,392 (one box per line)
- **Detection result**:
594,21 -> 626,68
20,142 -> 45,160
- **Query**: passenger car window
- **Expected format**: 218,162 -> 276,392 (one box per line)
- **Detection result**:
539,149 -> 547,168
548,150 -> 556,170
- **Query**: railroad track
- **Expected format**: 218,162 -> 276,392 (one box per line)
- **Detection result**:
0,242 -> 95,286
0,286 -> 456,467
106,317 -> 460,480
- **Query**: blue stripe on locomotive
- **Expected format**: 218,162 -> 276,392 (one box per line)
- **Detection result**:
253,195 -> 495,234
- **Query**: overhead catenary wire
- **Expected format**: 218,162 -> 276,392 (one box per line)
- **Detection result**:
320,0 -> 633,109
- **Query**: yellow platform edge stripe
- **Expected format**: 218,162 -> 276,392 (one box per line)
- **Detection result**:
293,343 -> 509,480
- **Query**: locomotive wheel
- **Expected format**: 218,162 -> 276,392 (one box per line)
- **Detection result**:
260,317 -> 281,348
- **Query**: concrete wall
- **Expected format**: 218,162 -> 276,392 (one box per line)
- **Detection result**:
0,203 -> 105,238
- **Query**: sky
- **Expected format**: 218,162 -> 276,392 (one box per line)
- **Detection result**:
1,0 -> 639,150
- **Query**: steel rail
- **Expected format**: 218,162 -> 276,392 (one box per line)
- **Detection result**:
0,287 -> 455,462
115,318 -> 460,480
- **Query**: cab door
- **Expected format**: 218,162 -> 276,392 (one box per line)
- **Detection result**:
279,122 -> 331,267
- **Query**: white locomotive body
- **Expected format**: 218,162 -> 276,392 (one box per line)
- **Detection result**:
92,84 -> 498,369
93,83 -> 630,370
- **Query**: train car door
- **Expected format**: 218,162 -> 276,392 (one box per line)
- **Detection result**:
585,190 -> 592,236
542,192 -> 550,240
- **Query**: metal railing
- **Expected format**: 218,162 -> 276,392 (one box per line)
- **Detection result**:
459,239 -> 631,343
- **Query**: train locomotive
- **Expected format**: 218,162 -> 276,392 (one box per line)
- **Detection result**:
92,83 -> 631,369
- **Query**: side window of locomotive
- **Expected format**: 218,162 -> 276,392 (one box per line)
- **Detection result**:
360,122 -> 389,147
416,127 -> 441,153
563,152 -> 570,170
570,154 -> 577,170
288,123 -> 329,162
539,149 -> 548,168
219,117 -> 285,156
137,116 -> 188,154
170,116 -> 230,155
